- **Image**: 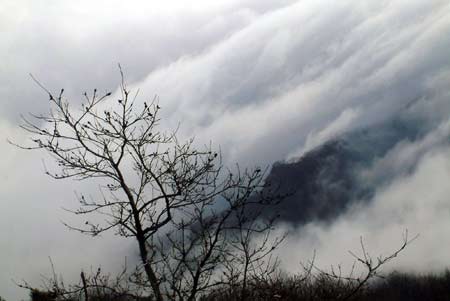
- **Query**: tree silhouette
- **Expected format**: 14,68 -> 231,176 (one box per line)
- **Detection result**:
15,69 -> 283,301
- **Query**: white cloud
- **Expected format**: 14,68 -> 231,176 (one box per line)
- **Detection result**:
127,0 -> 450,165
1,0 -> 450,299
288,108 -> 361,159
277,127 -> 450,275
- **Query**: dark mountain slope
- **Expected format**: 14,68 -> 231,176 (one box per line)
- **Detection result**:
264,118 -> 423,225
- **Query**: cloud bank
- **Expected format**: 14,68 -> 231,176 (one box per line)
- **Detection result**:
1,0 -> 450,299
276,120 -> 450,275
127,0 -> 450,164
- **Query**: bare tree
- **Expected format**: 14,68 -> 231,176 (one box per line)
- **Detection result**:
308,230 -> 419,301
152,172 -> 285,301
18,259 -> 151,300
14,69 -> 283,300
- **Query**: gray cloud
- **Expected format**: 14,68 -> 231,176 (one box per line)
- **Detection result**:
276,126 -> 450,275
1,0 -> 295,122
128,0 -> 449,165
1,0 -> 450,299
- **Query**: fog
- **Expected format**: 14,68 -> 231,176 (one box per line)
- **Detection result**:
1,0 -> 449,299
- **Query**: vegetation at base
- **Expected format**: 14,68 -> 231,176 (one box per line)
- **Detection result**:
18,269 -> 450,301
205,270 -> 450,301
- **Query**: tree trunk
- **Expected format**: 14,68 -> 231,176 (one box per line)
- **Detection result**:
137,232 -> 164,301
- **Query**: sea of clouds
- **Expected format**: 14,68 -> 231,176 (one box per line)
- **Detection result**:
1,0 -> 449,299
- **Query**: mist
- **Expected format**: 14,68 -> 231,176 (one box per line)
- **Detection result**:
1,0 -> 450,300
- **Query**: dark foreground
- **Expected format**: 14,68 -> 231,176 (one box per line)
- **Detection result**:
21,270 -> 450,301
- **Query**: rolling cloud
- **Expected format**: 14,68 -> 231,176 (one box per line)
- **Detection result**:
1,0 -> 449,299
277,135 -> 450,276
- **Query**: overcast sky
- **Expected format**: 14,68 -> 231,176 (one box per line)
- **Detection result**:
1,1 -> 450,299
